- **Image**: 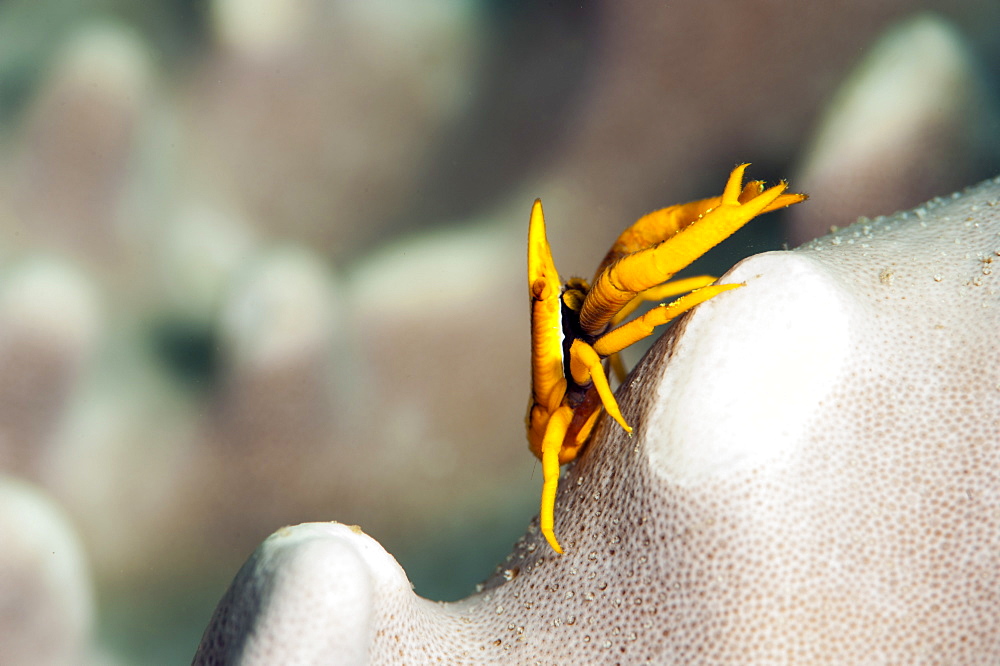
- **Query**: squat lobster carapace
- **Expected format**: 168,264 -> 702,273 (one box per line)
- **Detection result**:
527,164 -> 807,553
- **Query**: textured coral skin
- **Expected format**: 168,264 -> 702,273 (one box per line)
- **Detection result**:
194,177 -> 1000,665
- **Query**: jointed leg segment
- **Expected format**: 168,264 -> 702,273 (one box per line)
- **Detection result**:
579,165 -> 798,335
568,339 -> 632,434
607,276 -> 719,380
593,284 -> 741,358
540,404 -> 573,554
610,275 -> 718,327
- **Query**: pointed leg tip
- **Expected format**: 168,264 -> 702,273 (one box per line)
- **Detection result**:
608,412 -> 631,433
724,164 -> 751,202
543,530 -> 564,554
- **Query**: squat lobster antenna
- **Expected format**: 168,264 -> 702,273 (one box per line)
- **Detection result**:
525,164 -> 807,554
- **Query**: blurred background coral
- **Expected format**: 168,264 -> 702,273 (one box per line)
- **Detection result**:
0,1 -> 997,663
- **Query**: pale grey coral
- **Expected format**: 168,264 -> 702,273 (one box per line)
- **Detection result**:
0,477 -> 95,666
789,14 -> 1000,245
0,4 -> 996,662
0,258 -> 101,477
195,177 -> 1000,662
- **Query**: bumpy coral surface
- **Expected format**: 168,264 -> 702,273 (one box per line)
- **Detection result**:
195,178 -> 1000,664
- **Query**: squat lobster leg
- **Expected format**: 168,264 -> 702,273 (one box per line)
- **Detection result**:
609,275 -> 718,328
579,165 -> 797,335
539,404 -> 574,554
568,339 -> 631,433
593,284 -> 741,359
606,276 -> 719,381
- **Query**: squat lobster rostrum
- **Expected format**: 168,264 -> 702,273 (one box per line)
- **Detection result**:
527,164 -> 807,553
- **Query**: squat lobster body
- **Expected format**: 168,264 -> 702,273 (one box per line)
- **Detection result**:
527,164 -> 807,553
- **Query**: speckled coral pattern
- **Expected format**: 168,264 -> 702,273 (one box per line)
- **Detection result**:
195,178 -> 1000,665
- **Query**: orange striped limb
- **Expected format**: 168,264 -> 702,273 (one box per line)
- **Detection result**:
525,164 -> 806,553
594,172 -> 806,277
609,274 -> 718,328
539,404 -> 573,554
580,164 -> 806,334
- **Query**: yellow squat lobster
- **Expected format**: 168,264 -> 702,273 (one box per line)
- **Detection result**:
527,164 -> 806,553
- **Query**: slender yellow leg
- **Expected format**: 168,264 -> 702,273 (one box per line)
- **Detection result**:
607,275 -> 719,381
540,404 -> 573,554
637,176 -> 788,287
594,178 -> 802,277
569,339 -> 632,434
592,284 -> 740,357
609,352 -> 628,383
610,274 -> 718,327
580,165 -> 804,334
595,198 -> 720,277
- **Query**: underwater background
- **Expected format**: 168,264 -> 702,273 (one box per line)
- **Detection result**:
0,1 -> 997,663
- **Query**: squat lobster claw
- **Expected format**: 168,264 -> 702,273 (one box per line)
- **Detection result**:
527,164 -> 807,553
